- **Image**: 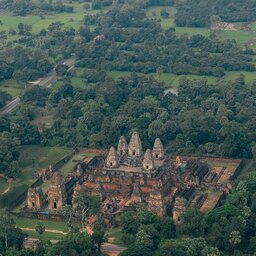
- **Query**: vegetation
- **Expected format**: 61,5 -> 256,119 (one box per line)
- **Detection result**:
0,146 -> 72,207
1,0 -> 256,255
118,172 -> 256,255
175,0 -> 256,27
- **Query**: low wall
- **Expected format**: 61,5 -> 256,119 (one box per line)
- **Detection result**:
78,148 -> 108,155
52,149 -> 77,172
231,159 -> 246,180
8,150 -> 77,211
13,211 -> 66,222
214,192 -> 227,209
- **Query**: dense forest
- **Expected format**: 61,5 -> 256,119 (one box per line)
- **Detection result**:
1,0 -> 256,256
1,170 -> 256,255
0,0 -> 74,16
1,0 -> 256,178
175,0 -> 256,27
1,74 -> 256,178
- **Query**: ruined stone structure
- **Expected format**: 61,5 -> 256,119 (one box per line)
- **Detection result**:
106,147 -> 119,168
47,172 -> 67,210
81,133 -> 177,218
81,132 -> 240,219
172,197 -> 187,223
143,149 -> 155,171
27,187 -> 45,209
153,138 -> 164,160
25,132 -> 242,222
72,182 -> 82,209
148,185 -> 165,217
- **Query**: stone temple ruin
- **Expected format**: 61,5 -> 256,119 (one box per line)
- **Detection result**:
27,131 -> 242,223
27,172 -> 67,211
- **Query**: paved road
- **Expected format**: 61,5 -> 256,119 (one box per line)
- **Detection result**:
0,57 -> 76,115
24,238 -> 125,256
0,97 -> 21,115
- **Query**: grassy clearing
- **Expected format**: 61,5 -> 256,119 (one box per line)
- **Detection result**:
0,146 -> 73,208
59,151 -> 97,178
71,76 -> 87,89
14,216 -> 82,240
18,146 -> 72,170
17,146 -> 73,189
0,87 -> 22,97
146,6 -> 256,49
24,230 -> 65,240
14,216 -> 68,232
31,113 -> 54,129
175,27 -> 210,37
107,227 -> 125,246
0,80 -> 26,98
0,3 -> 110,34
0,177 -> 8,195
217,22 -> 256,49
146,6 -> 209,35
146,6 -> 176,29
110,70 -> 218,87
224,71 -> 256,84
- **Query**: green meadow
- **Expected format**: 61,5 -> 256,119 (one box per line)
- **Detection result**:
1,3 -> 256,101
0,80 -> 25,97
145,6 -> 256,48
0,146 -> 73,208
0,3 -> 109,34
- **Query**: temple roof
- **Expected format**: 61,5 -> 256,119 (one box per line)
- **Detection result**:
153,138 -> 164,159
117,136 -> 128,155
128,131 -> 142,156
51,172 -> 63,186
143,149 -> 155,171
106,146 -> 119,168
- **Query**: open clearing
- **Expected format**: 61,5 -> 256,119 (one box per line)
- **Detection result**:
0,146 -> 73,208
0,3 -> 109,34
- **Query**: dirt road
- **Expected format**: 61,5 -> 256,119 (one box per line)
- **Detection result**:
23,238 -> 125,256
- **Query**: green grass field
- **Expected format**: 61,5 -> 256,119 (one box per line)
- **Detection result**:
0,177 -> 8,195
71,76 -> 87,89
59,151 -> 97,178
14,216 -> 68,232
107,227 -> 125,246
0,146 -> 73,208
146,6 -> 176,29
23,230 -> 65,240
110,70 -> 255,88
217,22 -> 256,50
0,80 -> 26,98
14,216 -> 68,240
19,146 -> 72,170
0,3 -> 110,34
145,6 -> 256,48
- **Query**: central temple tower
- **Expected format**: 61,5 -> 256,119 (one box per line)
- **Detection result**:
127,131 -> 143,166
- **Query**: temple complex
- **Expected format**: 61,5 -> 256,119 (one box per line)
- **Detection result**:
26,131 -> 242,223
81,131 -> 238,221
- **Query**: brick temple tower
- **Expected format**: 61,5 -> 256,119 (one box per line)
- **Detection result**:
106,146 -> 119,168
27,187 -> 45,209
153,138 -> 164,159
143,149 -> 155,171
47,172 -> 66,210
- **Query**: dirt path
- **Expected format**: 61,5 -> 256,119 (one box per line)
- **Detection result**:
21,227 -> 67,235
1,186 -> 10,195
24,238 -> 126,256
